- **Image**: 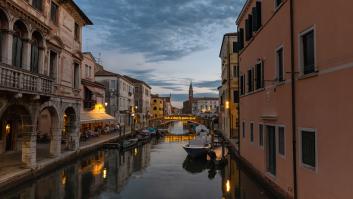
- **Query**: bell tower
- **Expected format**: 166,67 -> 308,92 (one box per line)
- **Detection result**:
188,81 -> 193,113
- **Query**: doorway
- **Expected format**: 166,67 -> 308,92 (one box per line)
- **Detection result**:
266,125 -> 276,176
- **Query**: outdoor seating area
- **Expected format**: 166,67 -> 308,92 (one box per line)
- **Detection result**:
80,123 -> 122,142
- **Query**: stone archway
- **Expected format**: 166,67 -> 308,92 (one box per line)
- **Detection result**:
63,106 -> 79,151
37,105 -> 61,159
0,104 -> 35,167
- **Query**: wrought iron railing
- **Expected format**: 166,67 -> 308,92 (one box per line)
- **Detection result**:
0,63 -> 54,95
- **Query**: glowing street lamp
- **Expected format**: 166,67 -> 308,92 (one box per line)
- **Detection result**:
225,101 -> 230,109
104,102 -> 108,106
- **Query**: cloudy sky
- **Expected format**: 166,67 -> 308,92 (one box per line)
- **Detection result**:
76,0 -> 244,107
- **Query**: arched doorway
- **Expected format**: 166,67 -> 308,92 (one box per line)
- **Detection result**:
0,104 -> 35,167
12,20 -> 28,68
37,106 -> 60,159
63,107 -> 78,151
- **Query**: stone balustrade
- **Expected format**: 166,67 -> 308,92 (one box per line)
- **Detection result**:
0,63 -> 54,95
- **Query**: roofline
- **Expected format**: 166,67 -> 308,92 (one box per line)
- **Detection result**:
123,75 -> 152,89
235,0 -> 251,25
95,69 -> 121,77
62,0 -> 93,25
219,32 -> 237,58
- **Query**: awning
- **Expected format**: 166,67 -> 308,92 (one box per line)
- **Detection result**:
80,111 -> 116,124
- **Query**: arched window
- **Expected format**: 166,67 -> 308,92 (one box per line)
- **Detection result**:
12,21 -> 27,68
31,31 -> 42,73
0,10 -> 9,63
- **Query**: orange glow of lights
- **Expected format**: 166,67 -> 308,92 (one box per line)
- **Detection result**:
92,161 -> 104,176
5,124 -> 10,135
61,175 -> 67,185
226,180 -> 230,192
134,148 -> 138,156
225,101 -> 230,109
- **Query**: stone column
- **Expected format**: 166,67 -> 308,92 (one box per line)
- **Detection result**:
50,128 -> 62,157
69,124 -> 79,151
21,130 -> 36,168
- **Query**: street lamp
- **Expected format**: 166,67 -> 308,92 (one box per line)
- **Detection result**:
104,102 -> 108,107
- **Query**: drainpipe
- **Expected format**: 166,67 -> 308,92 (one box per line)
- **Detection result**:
290,0 -> 298,198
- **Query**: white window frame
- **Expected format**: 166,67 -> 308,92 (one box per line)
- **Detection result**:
277,125 -> 286,159
275,45 -> 285,83
298,26 -> 317,76
299,128 -> 318,173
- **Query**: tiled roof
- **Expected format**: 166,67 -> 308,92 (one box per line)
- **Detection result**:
123,75 -> 151,89
95,69 -> 121,77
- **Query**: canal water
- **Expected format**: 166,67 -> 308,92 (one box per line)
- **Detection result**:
2,122 -> 276,199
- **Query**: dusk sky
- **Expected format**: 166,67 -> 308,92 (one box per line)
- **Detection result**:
76,0 -> 244,107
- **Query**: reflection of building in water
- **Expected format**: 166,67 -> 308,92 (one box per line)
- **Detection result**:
222,155 -> 239,199
2,144 -> 152,199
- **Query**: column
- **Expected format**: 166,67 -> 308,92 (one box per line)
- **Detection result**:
69,124 -> 79,151
21,130 -> 36,168
50,128 -> 62,157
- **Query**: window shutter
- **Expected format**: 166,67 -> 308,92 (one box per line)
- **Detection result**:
248,15 -> 253,39
238,28 -> 244,50
233,41 -> 238,53
256,2 -> 262,29
252,7 -> 258,32
245,19 -> 250,41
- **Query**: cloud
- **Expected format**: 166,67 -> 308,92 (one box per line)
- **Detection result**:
77,0 -> 244,62
193,80 -> 221,89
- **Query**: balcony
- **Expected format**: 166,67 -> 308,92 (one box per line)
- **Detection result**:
0,63 -> 54,95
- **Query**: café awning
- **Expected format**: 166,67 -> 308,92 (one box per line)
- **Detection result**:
80,111 -> 116,124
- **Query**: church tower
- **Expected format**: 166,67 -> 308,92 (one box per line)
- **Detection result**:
188,81 -> 193,114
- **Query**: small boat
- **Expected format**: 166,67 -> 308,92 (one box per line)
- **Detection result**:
121,138 -> 138,150
182,143 -> 211,158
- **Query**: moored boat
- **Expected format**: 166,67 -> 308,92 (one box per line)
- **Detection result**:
182,143 -> 211,158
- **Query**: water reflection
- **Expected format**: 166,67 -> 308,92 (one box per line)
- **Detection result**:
2,134 -> 277,199
167,121 -> 190,135
2,143 -> 151,199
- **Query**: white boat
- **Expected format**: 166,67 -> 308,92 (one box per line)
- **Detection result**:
182,132 -> 211,158
182,143 -> 211,158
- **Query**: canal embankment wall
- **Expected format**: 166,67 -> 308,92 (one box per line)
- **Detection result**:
0,131 -> 134,193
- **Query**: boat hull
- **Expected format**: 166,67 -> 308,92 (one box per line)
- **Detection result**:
182,145 -> 211,158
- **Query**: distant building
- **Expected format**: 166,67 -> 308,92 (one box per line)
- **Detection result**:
123,76 -> 151,129
218,32 -> 239,145
182,82 -> 219,118
95,69 -> 135,129
151,94 -> 172,119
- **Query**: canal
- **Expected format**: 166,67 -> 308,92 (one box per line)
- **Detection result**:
2,122 -> 276,199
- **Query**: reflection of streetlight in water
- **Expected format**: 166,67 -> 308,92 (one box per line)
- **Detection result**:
226,179 -> 230,192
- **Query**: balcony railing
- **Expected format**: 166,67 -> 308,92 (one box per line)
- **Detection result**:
0,63 -> 54,95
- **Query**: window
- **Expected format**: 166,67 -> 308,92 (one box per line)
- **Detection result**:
73,63 -> 80,89
247,68 -> 254,92
266,126 -> 276,175
85,64 -> 88,78
32,0 -> 43,11
237,28 -> 244,51
233,90 -> 239,103
30,37 -> 40,73
275,0 -> 283,8
250,123 -> 254,143
74,23 -> 80,41
300,29 -> 315,75
233,65 -> 238,77
301,130 -> 316,169
51,2 -> 59,24
12,22 -> 25,68
240,75 -> 245,95
242,121 -> 245,138
276,47 -> 284,82
245,15 -> 253,41
110,80 -> 116,90
278,126 -> 285,156
49,51 -> 57,79
259,124 -> 264,147
255,62 -> 264,89
252,2 -> 262,32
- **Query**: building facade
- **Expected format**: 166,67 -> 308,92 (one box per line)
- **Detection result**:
95,69 -> 135,128
191,97 -> 219,118
123,76 -> 151,129
0,0 -> 92,167
219,33 -> 239,143
150,94 -> 164,119
236,0 -> 353,198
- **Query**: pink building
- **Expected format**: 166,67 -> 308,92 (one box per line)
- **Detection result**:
236,0 -> 353,198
